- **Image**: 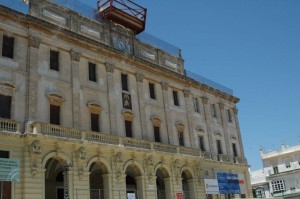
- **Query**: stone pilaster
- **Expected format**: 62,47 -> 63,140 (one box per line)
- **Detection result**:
105,62 -> 117,134
28,36 -> 40,121
183,89 -> 195,148
187,179 -> 198,199
161,82 -> 173,144
70,49 -> 81,128
201,96 -> 214,154
135,72 -> 147,139
164,177 -> 175,199
233,108 -> 245,157
136,176 -> 147,199
218,102 -> 230,155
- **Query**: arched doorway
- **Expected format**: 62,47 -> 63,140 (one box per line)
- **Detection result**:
156,167 -> 170,199
45,158 -> 66,199
89,162 -> 109,199
181,170 -> 193,199
125,164 -> 142,199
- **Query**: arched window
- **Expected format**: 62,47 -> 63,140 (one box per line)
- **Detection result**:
122,109 -> 134,137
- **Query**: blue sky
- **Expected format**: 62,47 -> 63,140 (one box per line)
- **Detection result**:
82,0 -> 300,170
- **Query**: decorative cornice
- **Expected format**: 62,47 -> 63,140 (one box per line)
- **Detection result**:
105,62 -> 115,73
70,49 -> 81,62
29,36 -> 40,49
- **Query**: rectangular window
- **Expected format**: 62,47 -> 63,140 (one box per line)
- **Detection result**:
2,35 -> 14,59
121,74 -> 128,91
227,109 -> 232,123
199,136 -> 205,151
154,126 -> 160,142
0,95 -> 12,119
50,104 -> 60,125
271,180 -> 285,194
125,120 -> 132,137
232,143 -> 238,157
173,90 -> 179,106
178,132 -> 184,146
273,166 -> 279,174
88,62 -> 97,82
149,83 -> 156,99
50,50 -> 59,71
211,104 -> 217,118
91,113 -> 100,132
0,150 -> 11,199
217,140 -> 222,154
193,98 -> 200,113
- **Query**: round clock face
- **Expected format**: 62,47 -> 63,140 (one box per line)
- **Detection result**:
117,40 -> 126,50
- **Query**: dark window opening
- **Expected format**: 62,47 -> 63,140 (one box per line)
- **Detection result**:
50,104 -> 60,125
232,143 -> 238,157
2,35 -> 14,59
178,132 -> 184,146
125,120 -> 132,137
194,98 -> 200,113
217,140 -> 222,154
173,90 -> 179,106
149,83 -> 156,99
227,109 -> 232,123
50,50 -> 59,71
273,166 -> 279,174
199,136 -> 205,151
91,113 -> 100,132
121,74 -> 128,91
88,62 -> 97,82
0,150 -> 9,158
0,150 -> 10,199
211,104 -> 217,118
0,95 -> 11,119
154,126 -> 160,142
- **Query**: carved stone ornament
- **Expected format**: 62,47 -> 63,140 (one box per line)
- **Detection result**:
122,109 -> 134,121
0,81 -> 16,96
175,122 -> 185,132
161,82 -> 169,91
135,72 -> 144,83
114,152 -> 124,175
87,102 -> 102,114
173,159 -> 181,179
47,92 -> 65,106
150,116 -> 161,127
28,140 -> 42,176
29,36 -> 41,49
183,89 -> 191,98
144,155 -> 155,176
70,49 -> 81,62
75,147 -> 86,160
115,152 -> 123,163
105,62 -> 115,73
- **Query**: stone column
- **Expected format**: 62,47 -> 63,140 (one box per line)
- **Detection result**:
28,36 -> 40,121
103,174 -> 113,199
136,176 -> 147,199
187,179 -> 198,199
183,89 -> 195,148
164,178 -> 175,199
218,102 -> 230,155
70,49 -> 81,128
135,72 -> 147,139
105,62 -> 116,134
201,96 -> 214,154
233,108 -> 245,157
161,82 -> 174,144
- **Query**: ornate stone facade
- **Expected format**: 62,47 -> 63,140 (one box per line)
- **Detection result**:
0,1 -> 252,199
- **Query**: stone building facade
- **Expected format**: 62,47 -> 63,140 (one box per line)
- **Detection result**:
250,144 -> 300,199
0,0 -> 252,198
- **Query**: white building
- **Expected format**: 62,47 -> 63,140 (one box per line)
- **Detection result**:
250,144 -> 300,199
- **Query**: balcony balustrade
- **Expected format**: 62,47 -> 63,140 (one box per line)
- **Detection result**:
0,120 -> 247,164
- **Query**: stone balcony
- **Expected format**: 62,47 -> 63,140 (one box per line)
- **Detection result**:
0,120 -> 246,164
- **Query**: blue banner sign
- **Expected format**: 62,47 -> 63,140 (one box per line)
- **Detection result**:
217,172 -> 240,194
0,158 -> 20,182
